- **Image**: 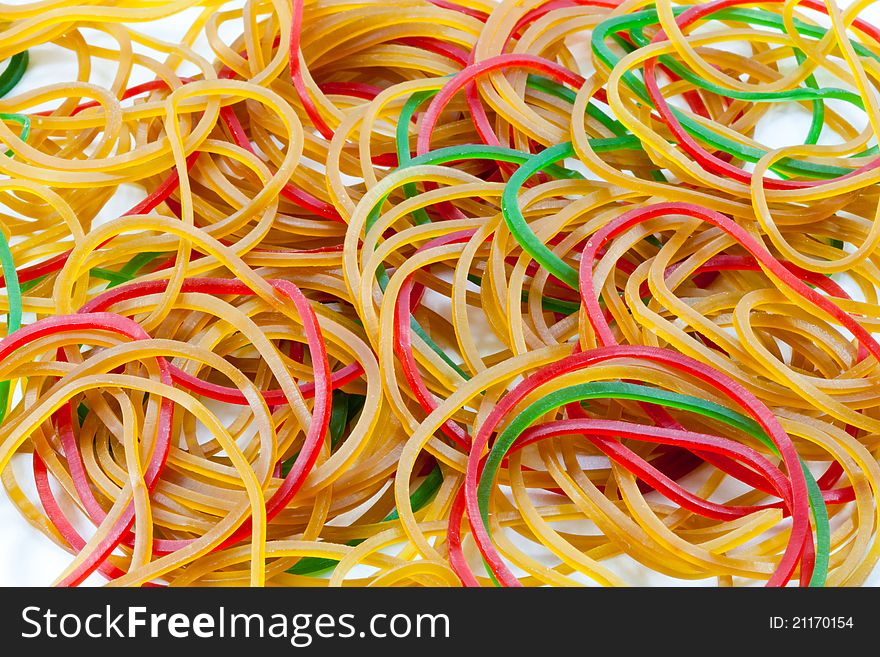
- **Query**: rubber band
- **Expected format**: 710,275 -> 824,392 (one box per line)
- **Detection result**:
0,0 -> 878,589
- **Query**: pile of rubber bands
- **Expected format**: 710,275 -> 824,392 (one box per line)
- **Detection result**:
1,0 -> 879,587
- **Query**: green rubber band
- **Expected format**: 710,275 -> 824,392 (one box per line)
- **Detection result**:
397,89 -> 437,227
90,267 -> 133,286
119,252 -> 162,277
77,402 -> 89,426
794,50 -> 826,147
626,25 -> 864,108
1,113 -> 30,157
477,381 -> 828,586
0,230 -> 23,425
19,275 -> 46,294
592,7 -> 876,179
328,389 -> 350,449
0,52 -> 28,98
500,141 -> 579,289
